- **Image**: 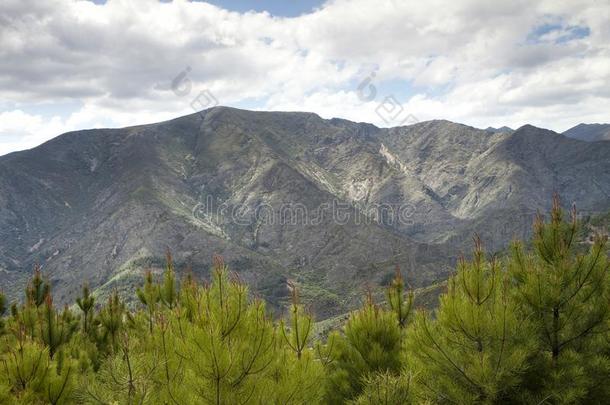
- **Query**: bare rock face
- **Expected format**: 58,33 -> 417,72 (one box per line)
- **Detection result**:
1,107 -> 609,318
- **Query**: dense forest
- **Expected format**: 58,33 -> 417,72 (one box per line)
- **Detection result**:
1,197 -> 609,404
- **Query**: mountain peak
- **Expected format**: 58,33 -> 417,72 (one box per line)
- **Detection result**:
485,126 -> 514,134
515,124 -> 541,131
563,123 -> 610,142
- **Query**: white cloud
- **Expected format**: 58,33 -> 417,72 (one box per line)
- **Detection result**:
0,110 -> 66,156
0,0 -> 609,155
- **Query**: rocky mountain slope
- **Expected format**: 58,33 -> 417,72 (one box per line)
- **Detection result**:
1,107 -> 609,317
564,123 -> 610,142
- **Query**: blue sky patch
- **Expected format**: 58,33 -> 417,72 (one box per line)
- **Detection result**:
87,0 -> 327,17
527,20 -> 590,44
195,0 -> 326,17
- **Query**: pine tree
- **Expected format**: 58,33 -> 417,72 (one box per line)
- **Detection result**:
267,340 -> 326,404
76,284 -> 95,334
387,265 -> 413,328
177,267 -> 200,323
176,255 -> 276,404
160,250 -> 178,309
76,333 -> 157,405
0,335 -> 75,404
407,236 -> 535,403
45,346 -> 77,405
324,292 -> 403,403
25,264 -> 50,307
136,270 -> 160,333
39,295 -> 77,358
280,283 -> 313,360
271,284 -> 325,403
98,290 -> 126,353
150,312 -> 186,404
0,337 -> 52,403
509,196 -> 610,402
10,266 -> 52,339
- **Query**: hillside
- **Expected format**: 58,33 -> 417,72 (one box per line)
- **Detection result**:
564,123 -> 610,142
1,107 -> 609,318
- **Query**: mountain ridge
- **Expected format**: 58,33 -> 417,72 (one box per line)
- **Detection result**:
1,106 -> 609,317
563,123 -> 610,142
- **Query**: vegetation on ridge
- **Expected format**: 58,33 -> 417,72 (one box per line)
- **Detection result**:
0,196 -> 609,404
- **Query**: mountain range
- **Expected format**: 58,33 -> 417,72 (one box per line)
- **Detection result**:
563,123 -> 610,142
1,107 -> 609,317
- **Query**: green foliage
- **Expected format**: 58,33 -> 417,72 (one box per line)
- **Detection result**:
509,196 -> 610,403
98,290 -> 127,353
76,335 -> 157,404
387,265 -> 413,328
323,292 -> 403,403
407,236 -> 535,403
25,265 -> 50,308
40,296 -> 78,358
76,254 -> 326,404
75,284 -> 95,334
0,338 -> 76,404
281,284 -> 314,359
0,197 -> 608,404
177,256 -> 277,403
0,292 -> 6,334
160,250 -> 178,309
136,270 -> 160,332
351,371 -> 414,405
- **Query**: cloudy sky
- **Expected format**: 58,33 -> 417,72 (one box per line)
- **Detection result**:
1,0 -> 609,156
